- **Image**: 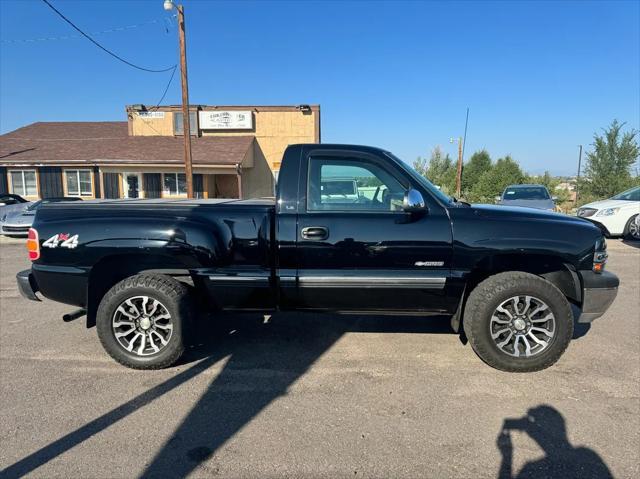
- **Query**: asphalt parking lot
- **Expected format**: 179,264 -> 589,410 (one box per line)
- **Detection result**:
0,237 -> 638,478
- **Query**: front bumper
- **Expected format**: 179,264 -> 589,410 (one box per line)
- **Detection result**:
582,216 -> 626,237
578,270 -> 619,323
1,223 -> 30,236
16,270 -> 41,301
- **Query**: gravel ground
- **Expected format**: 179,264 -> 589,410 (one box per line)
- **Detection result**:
0,239 -> 638,479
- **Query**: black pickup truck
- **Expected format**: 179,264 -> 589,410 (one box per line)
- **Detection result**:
17,144 -> 619,372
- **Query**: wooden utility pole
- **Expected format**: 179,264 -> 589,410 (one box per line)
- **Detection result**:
455,137 -> 463,198
177,5 -> 194,198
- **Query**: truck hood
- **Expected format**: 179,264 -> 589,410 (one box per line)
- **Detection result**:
470,203 -> 590,226
497,199 -> 555,210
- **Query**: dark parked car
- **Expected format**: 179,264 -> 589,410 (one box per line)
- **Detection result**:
17,145 -> 618,372
1,197 -> 82,236
497,184 -> 557,211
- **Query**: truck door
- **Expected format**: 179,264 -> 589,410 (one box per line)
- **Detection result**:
295,149 -> 454,312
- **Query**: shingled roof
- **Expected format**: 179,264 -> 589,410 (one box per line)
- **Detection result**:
0,122 -> 254,167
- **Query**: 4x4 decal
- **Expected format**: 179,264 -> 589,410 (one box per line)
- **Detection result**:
42,233 -> 79,249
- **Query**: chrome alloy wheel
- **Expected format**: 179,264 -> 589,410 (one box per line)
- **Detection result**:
112,296 -> 173,356
489,295 -> 555,358
630,215 -> 640,240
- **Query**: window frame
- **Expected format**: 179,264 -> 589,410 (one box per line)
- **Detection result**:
162,172 -> 188,197
305,155 -> 409,214
173,111 -> 198,136
64,169 -> 94,198
8,169 -> 39,199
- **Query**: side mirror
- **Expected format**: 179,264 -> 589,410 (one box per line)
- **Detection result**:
552,196 -> 558,202
403,189 -> 426,212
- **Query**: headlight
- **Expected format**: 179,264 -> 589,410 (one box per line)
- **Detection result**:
596,207 -> 620,216
593,237 -> 608,273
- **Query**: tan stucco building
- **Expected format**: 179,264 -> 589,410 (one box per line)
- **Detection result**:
0,104 -> 320,200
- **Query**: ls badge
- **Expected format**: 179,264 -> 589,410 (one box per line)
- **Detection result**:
415,261 -> 444,267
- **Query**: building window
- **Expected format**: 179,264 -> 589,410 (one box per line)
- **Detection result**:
65,169 -> 93,197
173,111 -> 198,136
9,170 -> 38,197
163,173 -> 187,196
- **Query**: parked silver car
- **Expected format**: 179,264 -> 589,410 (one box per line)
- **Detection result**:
1,194 -> 32,216
1,197 -> 82,236
496,184 -> 557,211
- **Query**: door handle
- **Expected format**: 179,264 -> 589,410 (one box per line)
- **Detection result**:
301,226 -> 329,240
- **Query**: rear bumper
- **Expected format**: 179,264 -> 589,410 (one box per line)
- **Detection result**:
16,269 -> 41,301
578,270 -> 619,323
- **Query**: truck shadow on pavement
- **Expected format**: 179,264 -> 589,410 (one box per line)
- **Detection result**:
622,239 -> 640,249
0,312 -> 453,479
496,405 -> 612,479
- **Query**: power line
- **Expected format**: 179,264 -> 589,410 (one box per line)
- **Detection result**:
1,19 -> 163,44
40,0 -> 175,73
150,65 -> 178,110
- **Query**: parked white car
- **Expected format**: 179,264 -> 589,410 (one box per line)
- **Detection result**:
577,186 -> 640,240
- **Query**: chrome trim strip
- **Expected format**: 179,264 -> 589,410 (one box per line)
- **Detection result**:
298,276 -> 445,289
208,276 -> 268,282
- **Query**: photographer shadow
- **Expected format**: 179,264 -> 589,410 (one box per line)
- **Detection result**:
497,405 -> 612,479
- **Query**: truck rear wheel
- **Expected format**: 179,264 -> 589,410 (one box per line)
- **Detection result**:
96,274 -> 191,369
463,272 -> 573,372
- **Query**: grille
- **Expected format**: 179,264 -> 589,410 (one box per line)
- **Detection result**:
577,208 -> 597,218
2,225 -> 29,233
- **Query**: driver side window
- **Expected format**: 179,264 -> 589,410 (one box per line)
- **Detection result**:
307,157 -> 406,212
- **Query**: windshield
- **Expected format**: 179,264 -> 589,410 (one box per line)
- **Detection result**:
384,152 -> 452,205
611,186 -> 640,201
26,200 -> 42,211
503,187 -> 550,200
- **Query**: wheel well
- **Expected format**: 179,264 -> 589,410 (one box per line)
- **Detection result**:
452,254 -> 581,333
85,254 -> 192,328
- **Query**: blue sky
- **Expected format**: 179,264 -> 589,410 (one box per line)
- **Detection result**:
1,0 -> 638,175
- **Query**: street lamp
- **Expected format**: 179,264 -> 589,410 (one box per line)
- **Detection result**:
163,0 -> 194,198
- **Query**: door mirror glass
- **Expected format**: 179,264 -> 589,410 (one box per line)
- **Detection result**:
403,189 -> 426,212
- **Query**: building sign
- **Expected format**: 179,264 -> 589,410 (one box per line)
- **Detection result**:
137,111 -> 165,119
199,110 -> 253,130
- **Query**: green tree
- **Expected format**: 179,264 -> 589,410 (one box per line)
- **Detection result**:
426,146 -> 457,195
462,150 -> 492,194
582,120 -> 639,199
413,147 -> 457,195
534,171 -> 554,190
412,156 -> 428,177
473,155 -> 525,202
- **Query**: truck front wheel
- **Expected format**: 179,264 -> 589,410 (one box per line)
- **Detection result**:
96,274 -> 191,369
463,272 -> 573,372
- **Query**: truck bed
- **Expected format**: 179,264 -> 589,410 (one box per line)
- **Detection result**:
40,197 -> 276,208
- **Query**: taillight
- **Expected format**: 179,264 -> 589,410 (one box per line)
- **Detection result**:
26,228 -> 40,261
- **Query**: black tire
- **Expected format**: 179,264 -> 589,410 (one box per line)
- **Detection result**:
96,274 -> 191,370
463,271 -> 573,372
623,214 -> 640,241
